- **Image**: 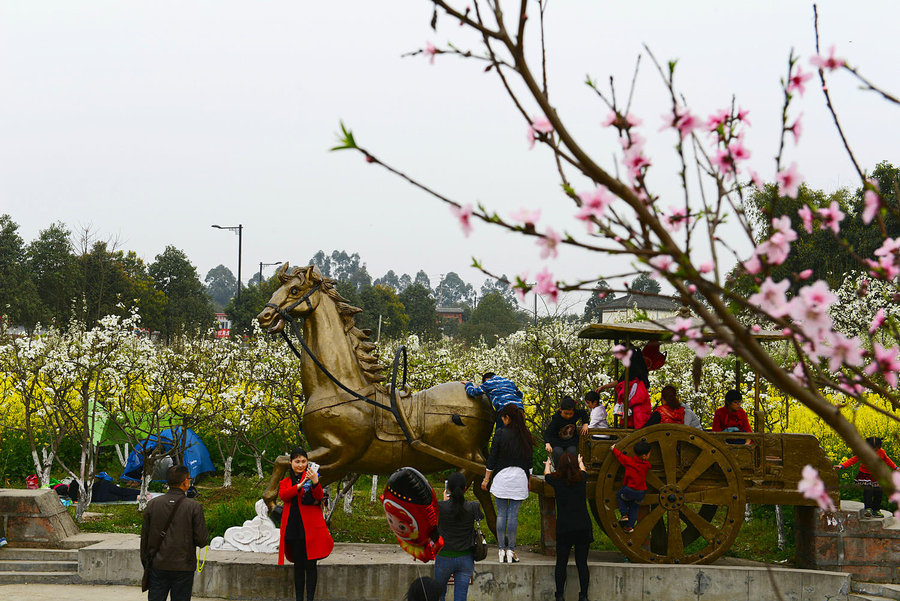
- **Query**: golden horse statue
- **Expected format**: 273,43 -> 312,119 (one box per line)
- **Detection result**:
256,263 -> 496,524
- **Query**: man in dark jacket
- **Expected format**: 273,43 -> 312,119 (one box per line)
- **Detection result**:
141,465 -> 209,601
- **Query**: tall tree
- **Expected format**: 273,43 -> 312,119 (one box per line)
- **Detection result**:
583,280 -> 614,323
374,269 -> 402,292
225,277 -> 278,337
413,270 -> 432,292
357,284 -> 409,339
480,275 -> 516,305
308,249 -> 372,292
458,292 -> 523,346
0,215 -> 40,328
74,240 -> 133,326
435,272 -> 474,307
399,283 -> 439,340
205,264 -> 237,310
630,273 -> 661,295
149,246 -> 213,342
26,222 -> 77,326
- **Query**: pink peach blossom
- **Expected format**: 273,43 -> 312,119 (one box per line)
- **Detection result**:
706,108 -> 730,133
611,344 -> 633,367
810,45 -> 846,71
863,181 -> 881,225
649,254 -> 674,275
511,208 -> 542,226
824,332 -> 864,372
799,269 -> 813,280
869,309 -> 886,335
451,204 -> 474,237
743,253 -> 762,275
776,162 -> 803,198
865,343 -> 900,388
787,66 -> 814,96
699,262 -> 715,274
527,116 -> 554,149
662,206 -> 690,232
661,107 -> 699,140
790,113 -> 803,143
748,277 -> 791,318
748,170 -> 765,190
424,42 -> 437,65
817,201 -> 845,234
798,205 -> 814,234
535,267 -> 559,303
728,137 -> 751,162
798,465 -> 836,512
537,227 -> 562,259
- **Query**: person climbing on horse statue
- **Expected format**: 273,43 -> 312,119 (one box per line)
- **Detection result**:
463,372 -> 525,428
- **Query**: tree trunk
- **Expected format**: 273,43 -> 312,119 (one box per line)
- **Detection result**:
370,475 -> 378,502
775,505 -> 786,550
114,444 -> 128,468
325,475 -> 360,525
138,473 -> 152,512
343,477 -> 354,515
223,456 -> 233,488
74,479 -> 93,523
31,447 -> 54,487
255,452 -> 264,479
744,503 -> 753,523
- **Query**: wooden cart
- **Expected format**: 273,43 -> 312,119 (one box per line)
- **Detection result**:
550,317 -> 840,565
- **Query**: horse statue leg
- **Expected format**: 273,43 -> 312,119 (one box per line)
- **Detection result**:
263,454 -> 291,511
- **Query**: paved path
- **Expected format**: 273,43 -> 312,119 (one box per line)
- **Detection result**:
0,583 -> 221,600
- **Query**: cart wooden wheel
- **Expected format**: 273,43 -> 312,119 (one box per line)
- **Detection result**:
595,424 -> 745,564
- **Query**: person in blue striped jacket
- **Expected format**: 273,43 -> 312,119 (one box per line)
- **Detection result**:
463,372 -> 524,428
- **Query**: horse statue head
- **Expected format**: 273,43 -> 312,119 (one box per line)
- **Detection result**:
257,263 -> 328,333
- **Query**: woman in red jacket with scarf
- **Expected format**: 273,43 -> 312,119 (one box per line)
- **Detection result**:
278,448 -> 334,601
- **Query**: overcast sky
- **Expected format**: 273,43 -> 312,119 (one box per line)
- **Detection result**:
2,1 -> 898,311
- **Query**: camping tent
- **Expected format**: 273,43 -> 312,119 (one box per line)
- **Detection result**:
121,427 -> 215,482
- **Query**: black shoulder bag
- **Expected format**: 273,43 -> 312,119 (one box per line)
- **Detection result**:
142,496 -> 187,592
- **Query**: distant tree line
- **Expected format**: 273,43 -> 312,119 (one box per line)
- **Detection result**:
0,217 -> 212,343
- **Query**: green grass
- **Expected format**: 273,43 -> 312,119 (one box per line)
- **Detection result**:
63,472 -> 807,564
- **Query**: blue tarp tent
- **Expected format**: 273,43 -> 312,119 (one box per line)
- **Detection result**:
121,427 -> 215,482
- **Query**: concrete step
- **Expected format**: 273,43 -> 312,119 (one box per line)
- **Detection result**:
849,595 -> 894,601
0,559 -> 77,572
0,571 -> 81,585
853,583 -> 900,600
0,547 -> 78,561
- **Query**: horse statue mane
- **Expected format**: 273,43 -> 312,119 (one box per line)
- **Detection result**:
278,264 -> 386,384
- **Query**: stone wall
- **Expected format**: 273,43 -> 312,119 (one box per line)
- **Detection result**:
0,488 -> 79,547
795,501 -> 900,584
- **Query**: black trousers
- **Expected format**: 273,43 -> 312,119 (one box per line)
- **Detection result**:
554,539 -> 589,598
288,541 -> 318,601
148,568 -> 194,601
863,486 -> 883,512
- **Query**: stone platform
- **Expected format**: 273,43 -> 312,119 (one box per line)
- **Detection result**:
77,535 -> 851,601
796,500 -> 900,584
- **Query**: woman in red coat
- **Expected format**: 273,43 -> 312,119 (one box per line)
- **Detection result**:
278,448 -> 334,601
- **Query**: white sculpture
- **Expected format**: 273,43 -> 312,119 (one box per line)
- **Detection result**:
210,499 -> 280,553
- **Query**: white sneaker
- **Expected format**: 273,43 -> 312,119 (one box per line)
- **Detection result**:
499,549 -> 507,563
507,549 -> 519,563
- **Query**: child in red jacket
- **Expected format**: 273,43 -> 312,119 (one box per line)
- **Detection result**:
611,441 -> 652,533
835,437 -> 898,518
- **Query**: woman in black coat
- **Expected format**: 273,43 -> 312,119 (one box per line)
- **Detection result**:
481,404 -> 535,563
544,452 -> 592,601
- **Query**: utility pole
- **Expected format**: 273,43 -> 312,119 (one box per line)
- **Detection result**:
212,224 -> 243,300
258,261 -> 282,286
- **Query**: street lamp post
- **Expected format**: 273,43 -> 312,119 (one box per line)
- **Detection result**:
211,224 -> 243,300
258,261 -> 282,286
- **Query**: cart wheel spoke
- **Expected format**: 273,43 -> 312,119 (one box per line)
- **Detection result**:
676,449 -> 716,490
643,493 -> 660,505
658,436 -> 678,485
667,509 -> 684,557
681,504 -> 719,543
631,504 -> 666,545
646,471 -> 666,491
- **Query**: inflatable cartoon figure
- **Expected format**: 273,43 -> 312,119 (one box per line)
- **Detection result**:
381,467 -> 443,562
